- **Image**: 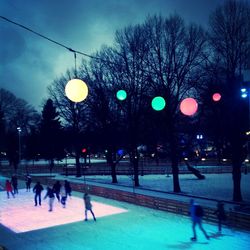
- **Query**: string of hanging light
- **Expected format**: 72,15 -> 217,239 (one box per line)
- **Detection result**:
0,15 -> 93,102
0,16 -> 98,60
0,15 -> 222,114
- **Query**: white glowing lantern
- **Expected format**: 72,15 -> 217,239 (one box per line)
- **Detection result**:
65,79 -> 88,103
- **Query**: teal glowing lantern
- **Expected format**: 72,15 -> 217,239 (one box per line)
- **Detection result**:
151,96 -> 166,111
116,90 -> 127,101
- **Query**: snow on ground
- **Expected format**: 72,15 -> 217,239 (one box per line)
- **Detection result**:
0,189 -> 250,250
79,173 -> 250,202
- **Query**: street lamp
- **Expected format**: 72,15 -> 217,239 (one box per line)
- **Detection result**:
17,127 -> 21,165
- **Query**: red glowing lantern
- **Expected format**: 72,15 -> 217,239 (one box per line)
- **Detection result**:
212,93 -> 221,102
180,98 -> 198,116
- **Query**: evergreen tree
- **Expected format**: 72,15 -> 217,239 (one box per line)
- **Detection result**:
39,99 -> 64,171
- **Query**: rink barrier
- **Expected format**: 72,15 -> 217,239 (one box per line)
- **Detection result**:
27,175 -> 250,232
1,161 -> 245,175
2,173 -> 249,231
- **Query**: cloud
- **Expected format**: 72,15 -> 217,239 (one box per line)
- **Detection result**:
0,0 -> 225,110
0,25 -> 26,64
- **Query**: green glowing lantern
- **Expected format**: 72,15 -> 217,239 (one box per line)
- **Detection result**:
151,96 -> 166,111
116,90 -> 127,101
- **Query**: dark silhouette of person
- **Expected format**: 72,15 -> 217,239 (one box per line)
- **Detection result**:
26,174 -> 32,191
33,181 -> 44,206
52,181 -> 61,202
83,193 -> 96,221
5,179 -> 15,198
190,199 -> 209,241
44,186 -> 55,212
11,175 -> 18,194
214,201 -> 227,233
60,185 -> 67,208
64,180 -> 72,197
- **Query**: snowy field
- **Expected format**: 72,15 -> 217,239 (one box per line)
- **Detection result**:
80,173 -> 250,202
0,189 -> 250,250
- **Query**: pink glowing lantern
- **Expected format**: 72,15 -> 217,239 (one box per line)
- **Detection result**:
212,93 -> 221,102
180,98 -> 198,116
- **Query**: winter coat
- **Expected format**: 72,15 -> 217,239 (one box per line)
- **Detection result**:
5,181 -> 12,192
84,194 -> 92,210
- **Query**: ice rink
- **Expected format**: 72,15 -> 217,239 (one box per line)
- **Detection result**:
0,188 -> 250,250
0,189 -> 127,233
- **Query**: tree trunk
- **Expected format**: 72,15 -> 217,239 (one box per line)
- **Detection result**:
231,144 -> 244,202
232,163 -> 242,202
171,153 -> 181,192
49,159 -> 54,174
133,157 -> 139,187
169,125 -> 181,193
106,150 -> 118,183
111,161 -> 118,183
75,152 -> 81,177
130,150 -> 140,187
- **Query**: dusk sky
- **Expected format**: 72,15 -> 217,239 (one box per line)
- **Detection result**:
0,0 -> 233,110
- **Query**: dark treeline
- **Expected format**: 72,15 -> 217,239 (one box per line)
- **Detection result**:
1,0 -> 250,201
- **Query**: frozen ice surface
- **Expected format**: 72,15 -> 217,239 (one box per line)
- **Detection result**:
0,189 -> 250,250
0,189 -> 127,233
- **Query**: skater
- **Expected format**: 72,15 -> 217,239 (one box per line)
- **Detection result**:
52,180 -> 61,202
190,199 -> 209,241
33,181 -> 44,206
64,180 -> 72,197
26,174 -> 32,191
214,201 -> 226,233
44,186 -> 55,212
11,175 -> 18,194
60,184 -> 67,208
5,179 -> 15,198
83,193 -> 96,221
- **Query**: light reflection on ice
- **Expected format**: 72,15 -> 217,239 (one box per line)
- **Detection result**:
0,189 -> 128,233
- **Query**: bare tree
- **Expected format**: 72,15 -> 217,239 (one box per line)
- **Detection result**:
102,24 -> 152,187
209,0 -> 250,201
0,88 -> 39,169
48,70 -> 89,177
144,15 -> 207,192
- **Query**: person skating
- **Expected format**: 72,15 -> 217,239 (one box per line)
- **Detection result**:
33,181 -> 44,206
64,180 -> 72,198
52,180 -> 61,202
190,199 -> 209,241
11,175 -> 18,194
5,179 -> 15,198
83,193 -> 96,221
26,174 -> 32,192
60,185 -> 67,208
214,201 -> 227,233
44,186 -> 55,212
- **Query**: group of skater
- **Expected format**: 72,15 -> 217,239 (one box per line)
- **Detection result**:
4,174 -> 33,198
3,175 -> 229,234
3,175 -> 96,221
190,199 -> 227,241
33,180 -> 72,211
32,179 -> 96,220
